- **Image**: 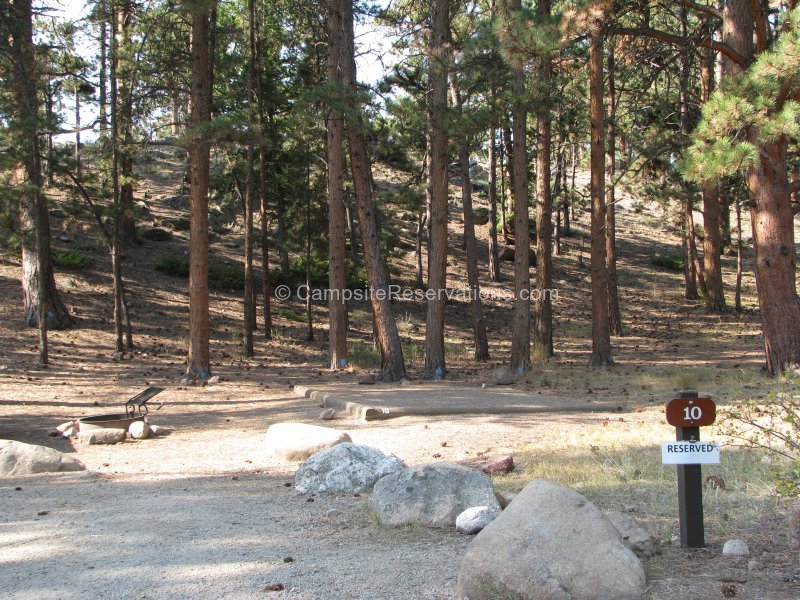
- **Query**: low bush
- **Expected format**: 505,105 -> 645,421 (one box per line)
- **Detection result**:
51,249 -> 87,269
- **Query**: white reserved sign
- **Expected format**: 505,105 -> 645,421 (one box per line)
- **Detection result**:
661,441 -> 720,465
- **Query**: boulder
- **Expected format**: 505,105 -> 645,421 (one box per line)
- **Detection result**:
319,408 -> 336,421
482,455 -> 515,476
264,423 -> 351,462
606,511 -> 658,558
0,440 -> 86,476
79,428 -> 127,445
492,368 -> 516,386
456,480 -> 646,600
722,539 -> 749,556
295,443 -> 406,495
369,462 -> 500,528
456,506 -> 500,534
140,227 -> 172,242
128,421 -> 151,440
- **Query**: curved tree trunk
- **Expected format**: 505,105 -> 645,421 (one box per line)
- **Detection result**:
340,0 -> 405,381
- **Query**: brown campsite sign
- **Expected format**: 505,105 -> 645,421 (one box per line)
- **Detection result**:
666,396 -> 716,428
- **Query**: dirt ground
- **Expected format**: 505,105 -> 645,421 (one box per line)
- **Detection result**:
1,154 -> 799,598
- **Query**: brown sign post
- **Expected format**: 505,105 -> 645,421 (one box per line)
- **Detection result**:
665,391 -> 716,548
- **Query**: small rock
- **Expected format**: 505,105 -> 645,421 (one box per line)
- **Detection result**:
283,557 -> 294,563
179,378 -> 190,386
721,583 -> 737,597
456,506 -> 500,534
495,490 -> 517,509
148,425 -> 169,437
606,511 -> 658,558
748,559 -> 764,572
60,427 -> 77,438
56,421 -> 77,434
481,455 -> 515,476
722,539 -> 750,556
492,368 -> 516,386
79,428 -> 127,445
263,584 -> 284,592
207,375 -> 221,384
128,421 -> 150,440
319,408 -> 336,421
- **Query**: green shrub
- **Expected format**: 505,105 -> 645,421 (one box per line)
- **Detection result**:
51,249 -> 87,269
155,255 -> 245,291
721,388 -> 800,496
651,252 -> 685,271
155,255 -> 189,277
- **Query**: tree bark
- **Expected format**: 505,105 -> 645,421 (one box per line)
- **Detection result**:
423,0 -> 450,379
12,0 -> 72,337
589,30 -> 612,367
700,46 -> 726,312
326,0 -> 348,368
116,1 -> 137,245
488,125 -> 500,282
186,0 -> 214,381
605,44 -> 623,336
340,0 -> 405,381
509,0 -> 531,373
242,0 -> 257,357
451,77 -> 489,361
533,1 -> 554,361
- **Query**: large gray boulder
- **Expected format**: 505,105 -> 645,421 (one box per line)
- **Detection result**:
295,443 -> 405,494
456,480 -> 646,600
369,462 -> 500,528
0,440 -> 86,476
264,423 -> 351,462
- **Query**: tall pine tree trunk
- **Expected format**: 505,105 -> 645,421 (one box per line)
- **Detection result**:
533,2 -> 554,361
423,0 -> 450,379
242,0 -> 257,357
451,77 -> 489,361
488,125 -> 500,281
326,0 -> 348,369
116,1 -> 137,245
12,0 -> 72,336
589,30 -> 612,367
340,0 -> 405,381
605,44 -> 623,336
700,45 -> 725,312
186,0 -> 214,381
508,0 -> 531,373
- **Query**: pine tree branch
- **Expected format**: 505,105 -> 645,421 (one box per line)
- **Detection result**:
681,0 -> 722,20
610,26 -> 747,69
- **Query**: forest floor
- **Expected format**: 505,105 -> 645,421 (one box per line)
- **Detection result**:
1,150 -> 799,598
